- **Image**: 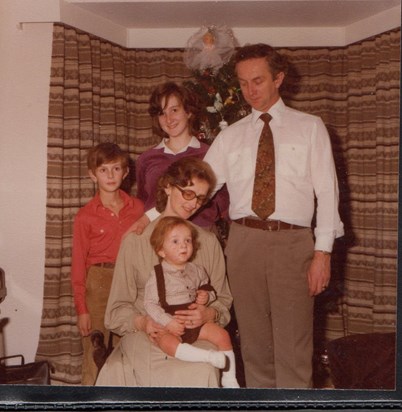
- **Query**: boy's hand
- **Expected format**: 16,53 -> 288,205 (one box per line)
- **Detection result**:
166,319 -> 185,337
78,313 -> 91,336
123,214 -> 150,237
195,290 -> 209,305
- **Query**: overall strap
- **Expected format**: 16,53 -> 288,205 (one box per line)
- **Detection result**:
154,264 -> 168,310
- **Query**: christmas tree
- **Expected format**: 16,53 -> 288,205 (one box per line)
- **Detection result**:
184,59 -> 250,143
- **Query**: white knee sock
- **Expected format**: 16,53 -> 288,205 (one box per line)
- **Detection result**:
221,350 -> 240,388
175,343 -> 226,369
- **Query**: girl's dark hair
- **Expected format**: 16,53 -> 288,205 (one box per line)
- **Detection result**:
234,43 -> 289,78
87,142 -> 129,172
155,157 -> 216,212
150,216 -> 200,261
148,82 -> 201,138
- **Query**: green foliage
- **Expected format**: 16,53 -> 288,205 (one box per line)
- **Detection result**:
184,58 -> 250,143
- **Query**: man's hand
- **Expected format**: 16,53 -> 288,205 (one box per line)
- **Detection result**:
78,313 -> 91,336
123,214 -> 150,237
307,251 -> 331,296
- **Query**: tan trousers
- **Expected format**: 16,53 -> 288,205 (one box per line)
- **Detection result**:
81,265 -> 119,385
225,222 -> 314,388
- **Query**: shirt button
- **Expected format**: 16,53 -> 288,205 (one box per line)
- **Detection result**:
100,229 -> 104,233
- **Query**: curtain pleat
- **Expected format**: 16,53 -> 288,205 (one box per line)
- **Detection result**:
35,23 -> 400,385
35,24 -> 193,385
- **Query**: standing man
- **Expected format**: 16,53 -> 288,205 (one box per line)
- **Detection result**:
204,43 -> 344,388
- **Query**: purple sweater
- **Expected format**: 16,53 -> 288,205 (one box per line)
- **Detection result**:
136,140 -> 229,228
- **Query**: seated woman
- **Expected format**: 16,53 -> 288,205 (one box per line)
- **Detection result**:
95,157 -> 232,387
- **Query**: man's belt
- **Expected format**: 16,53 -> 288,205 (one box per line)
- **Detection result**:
233,218 -> 307,231
93,262 -> 115,269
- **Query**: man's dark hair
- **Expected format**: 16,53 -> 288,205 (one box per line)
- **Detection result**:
234,43 -> 289,78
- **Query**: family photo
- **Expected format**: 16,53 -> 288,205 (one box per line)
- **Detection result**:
0,0 -> 400,408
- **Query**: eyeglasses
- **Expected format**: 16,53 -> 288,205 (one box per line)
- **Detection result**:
173,185 -> 209,205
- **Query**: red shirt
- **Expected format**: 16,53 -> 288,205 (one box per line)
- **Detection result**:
71,190 -> 144,315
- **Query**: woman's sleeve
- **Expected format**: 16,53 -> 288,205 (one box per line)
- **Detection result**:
104,234 -> 142,336
202,233 -> 232,327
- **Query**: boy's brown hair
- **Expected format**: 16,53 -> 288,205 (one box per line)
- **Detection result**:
150,216 -> 200,261
87,142 -> 129,173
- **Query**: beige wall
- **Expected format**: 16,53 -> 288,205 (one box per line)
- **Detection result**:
0,1 -> 52,361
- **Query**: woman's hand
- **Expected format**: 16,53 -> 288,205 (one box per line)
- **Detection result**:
174,303 -> 214,329
78,313 -> 91,336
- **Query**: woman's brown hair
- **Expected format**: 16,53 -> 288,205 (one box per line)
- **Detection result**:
148,82 -> 201,138
155,157 -> 216,212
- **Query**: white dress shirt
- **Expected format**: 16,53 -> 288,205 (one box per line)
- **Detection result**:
204,98 -> 344,252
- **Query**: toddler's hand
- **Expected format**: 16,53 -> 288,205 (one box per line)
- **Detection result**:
144,316 -> 164,343
166,319 -> 185,337
195,289 -> 209,305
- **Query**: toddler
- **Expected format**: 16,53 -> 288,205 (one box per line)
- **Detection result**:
144,216 -> 239,388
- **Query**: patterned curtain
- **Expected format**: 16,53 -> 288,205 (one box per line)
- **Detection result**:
35,23 -> 400,385
35,24 -> 192,385
282,30 -> 400,343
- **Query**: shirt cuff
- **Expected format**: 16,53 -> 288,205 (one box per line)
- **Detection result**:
314,234 -> 335,253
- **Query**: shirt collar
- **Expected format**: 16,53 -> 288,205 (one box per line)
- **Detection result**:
93,189 -> 133,212
161,260 -> 188,275
251,97 -> 285,127
155,136 -> 201,154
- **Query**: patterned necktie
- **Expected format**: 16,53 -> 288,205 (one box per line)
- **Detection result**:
252,113 -> 275,220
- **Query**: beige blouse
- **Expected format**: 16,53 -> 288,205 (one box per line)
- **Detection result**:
105,218 -> 232,334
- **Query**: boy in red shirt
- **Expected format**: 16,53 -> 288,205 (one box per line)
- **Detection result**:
71,142 -> 144,385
